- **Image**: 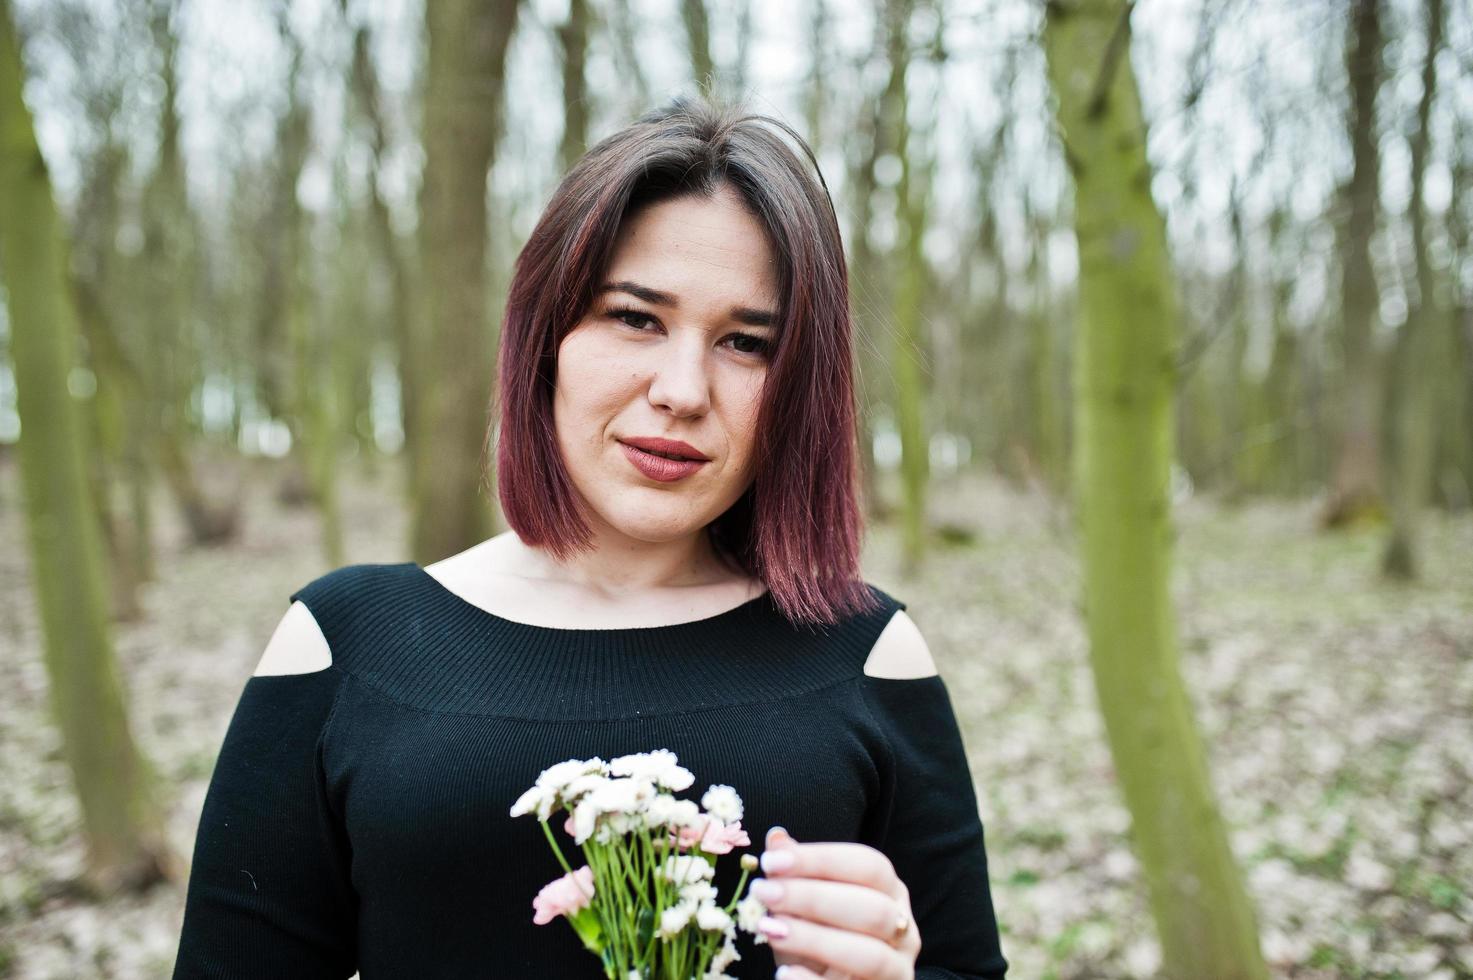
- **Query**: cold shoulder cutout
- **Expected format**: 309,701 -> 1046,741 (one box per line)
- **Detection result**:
863,609 -> 940,679
251,601 -> 332,676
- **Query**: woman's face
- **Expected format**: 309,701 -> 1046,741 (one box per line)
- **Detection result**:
553,184 -> 780,550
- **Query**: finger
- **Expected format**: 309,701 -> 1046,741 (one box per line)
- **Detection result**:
767,824 -> 797,849
759,840 -> 903,895
759,913 -> 909,980
773,949 -> 831,975
772,965 -> 825,980
751,875 -> 906,945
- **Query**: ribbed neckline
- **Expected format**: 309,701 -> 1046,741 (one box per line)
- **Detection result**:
292,562 -> 899,718
408,562 -> 776,639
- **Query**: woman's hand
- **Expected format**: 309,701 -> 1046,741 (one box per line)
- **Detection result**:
749,826 -> 921,980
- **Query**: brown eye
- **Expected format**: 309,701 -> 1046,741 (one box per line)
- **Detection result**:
725,333 -> 773,358
608,308 -> 657,331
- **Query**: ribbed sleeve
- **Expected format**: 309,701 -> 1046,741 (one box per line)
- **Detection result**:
172,668 -> 358,978
859,674 -> 1009,979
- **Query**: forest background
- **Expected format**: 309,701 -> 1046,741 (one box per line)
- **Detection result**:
0,0 -> 1470,976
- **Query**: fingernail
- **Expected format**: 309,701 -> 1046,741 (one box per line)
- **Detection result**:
760,849 -> 794,873
758,915 -> 789,939
775,967 -> 794,979
750,878 -> 784,902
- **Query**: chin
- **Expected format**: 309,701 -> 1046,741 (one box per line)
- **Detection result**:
599,503 -> 713,543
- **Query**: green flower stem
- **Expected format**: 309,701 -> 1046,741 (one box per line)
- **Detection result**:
540,818 -> 576,878
724,863 -> 753,914
586,843 -> 627,975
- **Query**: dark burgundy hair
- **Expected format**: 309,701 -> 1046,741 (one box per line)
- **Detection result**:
484,94 -> 880,628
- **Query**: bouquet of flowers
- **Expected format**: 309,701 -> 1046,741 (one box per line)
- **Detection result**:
510,749 -> 772,979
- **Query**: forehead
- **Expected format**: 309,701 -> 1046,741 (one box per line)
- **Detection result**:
604,187 -> 779,305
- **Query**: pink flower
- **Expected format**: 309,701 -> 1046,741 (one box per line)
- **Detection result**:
669,814 -> 752,854
532,865 -> 595,925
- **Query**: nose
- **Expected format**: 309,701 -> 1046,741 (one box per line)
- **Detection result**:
646,330 -> 711,418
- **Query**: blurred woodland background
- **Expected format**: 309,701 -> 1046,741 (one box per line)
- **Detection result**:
1,0 -> 1470,976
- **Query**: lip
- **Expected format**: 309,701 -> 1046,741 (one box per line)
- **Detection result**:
619,441 -> 709,482
619,436 -> 710,461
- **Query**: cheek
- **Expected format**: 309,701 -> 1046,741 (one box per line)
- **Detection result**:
722,378 -> 766,471
554,334 -> 637,438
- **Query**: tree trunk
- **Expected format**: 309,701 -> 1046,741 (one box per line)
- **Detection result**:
1322,0 -> 1385,528
1381,0 -> 1445,577
556,0 -> 590,174
1041,2 -> 1269,976
345,13 -> 418,497
412,0 -> 519,564
0,0 -> 178,895
846,84 -> 888,520
605,0 -> 649,117
680,0 -> 714,96
1441,125 -> 1473,508
71,141 -> 145,618
883,0 -> 929,573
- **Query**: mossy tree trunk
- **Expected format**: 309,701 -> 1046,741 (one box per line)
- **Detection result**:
680,0 -> 714,96
412,0 -> 519,563
1381,0 -> 1444,579
1041,2 -> 1268,976
342,5 -> 418,492
556,0 -> 590,175
1322,0 -> 1385,528
0,0 -> 176,895
1442,124 -> 1473,505
846,82 -> 888,520
882,0 -> 930,574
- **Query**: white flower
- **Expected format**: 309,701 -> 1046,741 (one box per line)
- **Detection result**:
627,971 -> 643,980
701,784 -> 743,823
659,854 -> 715,885
734,893 -> 768,944
509,784 -> 558,820
560,771 -> 612,806
695,902 -> 733,932
657,900 -> 696,938
570,797 -> 600,844
644,794 -> 681,828
668,798 -> 703,829
566,774 -> 659,843
710,936 -> 741,972
587,776 -> 654,815
536,757 -> 608,793
609,749 -> 696,791
679,880 -> 718,905
607,810 -> 642,836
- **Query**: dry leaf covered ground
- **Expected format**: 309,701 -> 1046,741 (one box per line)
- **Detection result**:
0,457 -> 1468,978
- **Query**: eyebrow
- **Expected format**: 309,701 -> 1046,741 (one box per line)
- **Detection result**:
598,280 -> 778,328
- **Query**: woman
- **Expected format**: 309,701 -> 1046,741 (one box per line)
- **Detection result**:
173,96 -> 1007,979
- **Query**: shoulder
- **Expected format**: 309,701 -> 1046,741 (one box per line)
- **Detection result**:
252,600 -> 331,676
862,595 -> 939,679
253,562 -> 411,677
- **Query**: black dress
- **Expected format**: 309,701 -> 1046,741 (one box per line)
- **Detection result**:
172,562 -> 1008,978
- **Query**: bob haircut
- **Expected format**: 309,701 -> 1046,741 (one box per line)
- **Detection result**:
486,94 -> 880,629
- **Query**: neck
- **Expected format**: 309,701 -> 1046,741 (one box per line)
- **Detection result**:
511,524 -> 736,597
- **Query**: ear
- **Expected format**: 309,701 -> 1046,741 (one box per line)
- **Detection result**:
863,610 -> 939,679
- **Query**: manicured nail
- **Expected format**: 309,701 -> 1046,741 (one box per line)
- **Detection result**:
775,967 -> 794,979
750,878 -> 784,902
760,849 -> 794,873
758,915 -> 789,939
